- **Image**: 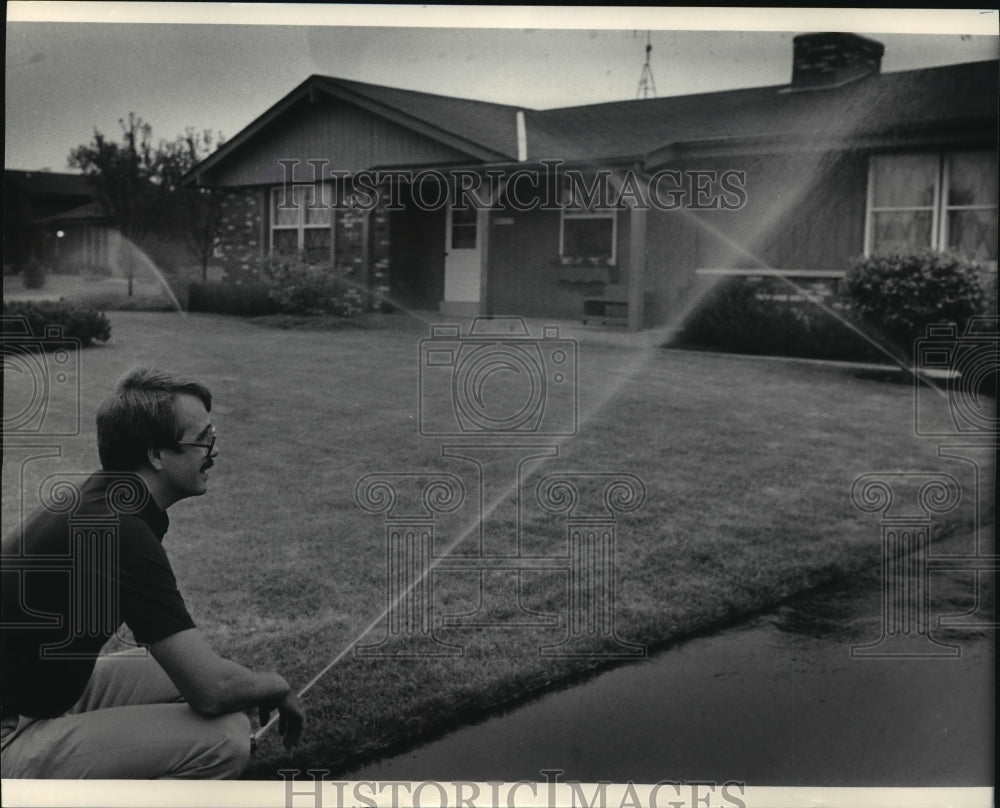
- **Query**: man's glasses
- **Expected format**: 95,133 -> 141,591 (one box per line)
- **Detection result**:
176,426 -> 217,456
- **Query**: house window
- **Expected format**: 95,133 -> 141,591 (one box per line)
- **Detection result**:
867,151 -> 997,268
560,176 -> 617,263
270,185 -> 332,262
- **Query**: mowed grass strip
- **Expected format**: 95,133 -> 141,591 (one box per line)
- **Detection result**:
2,311 -> 989,777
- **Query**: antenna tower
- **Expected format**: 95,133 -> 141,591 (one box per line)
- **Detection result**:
636,31 -> 657,99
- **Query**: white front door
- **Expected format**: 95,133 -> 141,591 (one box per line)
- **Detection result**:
443,205 -> 481,308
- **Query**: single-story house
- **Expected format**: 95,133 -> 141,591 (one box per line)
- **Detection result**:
186,33 -> 998,329
4,170 -> 113,274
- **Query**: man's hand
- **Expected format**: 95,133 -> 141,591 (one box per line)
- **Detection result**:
152,629 -> 305,749
259,691 -> 306,750
278,691 -> 306,749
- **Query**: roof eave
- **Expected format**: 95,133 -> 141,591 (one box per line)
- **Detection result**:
368,154 -> 643,173
644,119 -> 999,168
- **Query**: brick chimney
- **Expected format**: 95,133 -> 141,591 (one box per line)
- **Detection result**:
790,32 -> 885,90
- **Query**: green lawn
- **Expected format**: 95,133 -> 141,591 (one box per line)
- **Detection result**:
2,310 -> 991,777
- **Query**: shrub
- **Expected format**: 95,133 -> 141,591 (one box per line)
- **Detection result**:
195,256 -> 366,318
21,258 -> 47,290
2,299 -> 111,348
976,266 -> 998,317
842,251 -> 987,356
260,256 -> 365,317
672,277 -> 883,362
188,281 -> 276,316
73,292 -> 179,312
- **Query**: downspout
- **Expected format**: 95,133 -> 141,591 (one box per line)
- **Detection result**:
627,161 -> 647,332
516,110 -> 527,162
479,111 -> 526,316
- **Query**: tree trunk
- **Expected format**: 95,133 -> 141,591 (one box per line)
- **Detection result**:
125,241 -> 135,297
116,232 -> 135,297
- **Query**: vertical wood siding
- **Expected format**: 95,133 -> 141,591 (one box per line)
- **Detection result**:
487,207 -> 631,320
644,151 -> 868,327
206,98 -> 478,187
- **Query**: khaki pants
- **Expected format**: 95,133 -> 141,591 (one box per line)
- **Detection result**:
0,651 -> 251,779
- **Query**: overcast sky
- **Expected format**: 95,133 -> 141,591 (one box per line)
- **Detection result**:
5,4 -> 998,171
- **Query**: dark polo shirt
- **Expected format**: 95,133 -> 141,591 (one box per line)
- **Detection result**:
1,472 -> 196,718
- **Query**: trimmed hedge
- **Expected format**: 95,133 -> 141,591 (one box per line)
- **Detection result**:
21,259 -> 47,290
190,256 -> 368,318
2,300 -> 111,348
73,292 -> 179,312
672,277 -> 885,362
671,251 -> 993,363
842,251 -> 987,354
187,282 -> 277,317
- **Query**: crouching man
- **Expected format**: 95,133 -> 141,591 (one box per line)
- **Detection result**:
1,367 -> 304,778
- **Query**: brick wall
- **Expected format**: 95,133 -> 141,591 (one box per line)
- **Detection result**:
216,186 -> 392,310
371,208 -> 391,308
218,188 -> 264,278
335,207 -> 363,275
335,204 -> 392,310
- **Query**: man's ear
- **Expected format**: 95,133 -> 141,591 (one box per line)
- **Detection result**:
147,445 -> 165,471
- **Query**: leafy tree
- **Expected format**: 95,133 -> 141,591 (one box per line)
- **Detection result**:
68,115 -> 226,291
69,113 -> 159,295
158,129 -> 226,282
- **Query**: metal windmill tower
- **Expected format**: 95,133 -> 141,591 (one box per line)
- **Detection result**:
636,31 -> 657,99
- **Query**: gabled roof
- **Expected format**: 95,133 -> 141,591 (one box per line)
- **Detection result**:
5,169 -> 96,199
188,59 -> 998,183
525,60 -> 998,163
330,77 -> 522,159
187,74 -> 523,182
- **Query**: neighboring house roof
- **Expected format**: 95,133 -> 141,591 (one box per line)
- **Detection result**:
188,59 -> 998,183
31,199 -> 108,224
5,169 -> 96,199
